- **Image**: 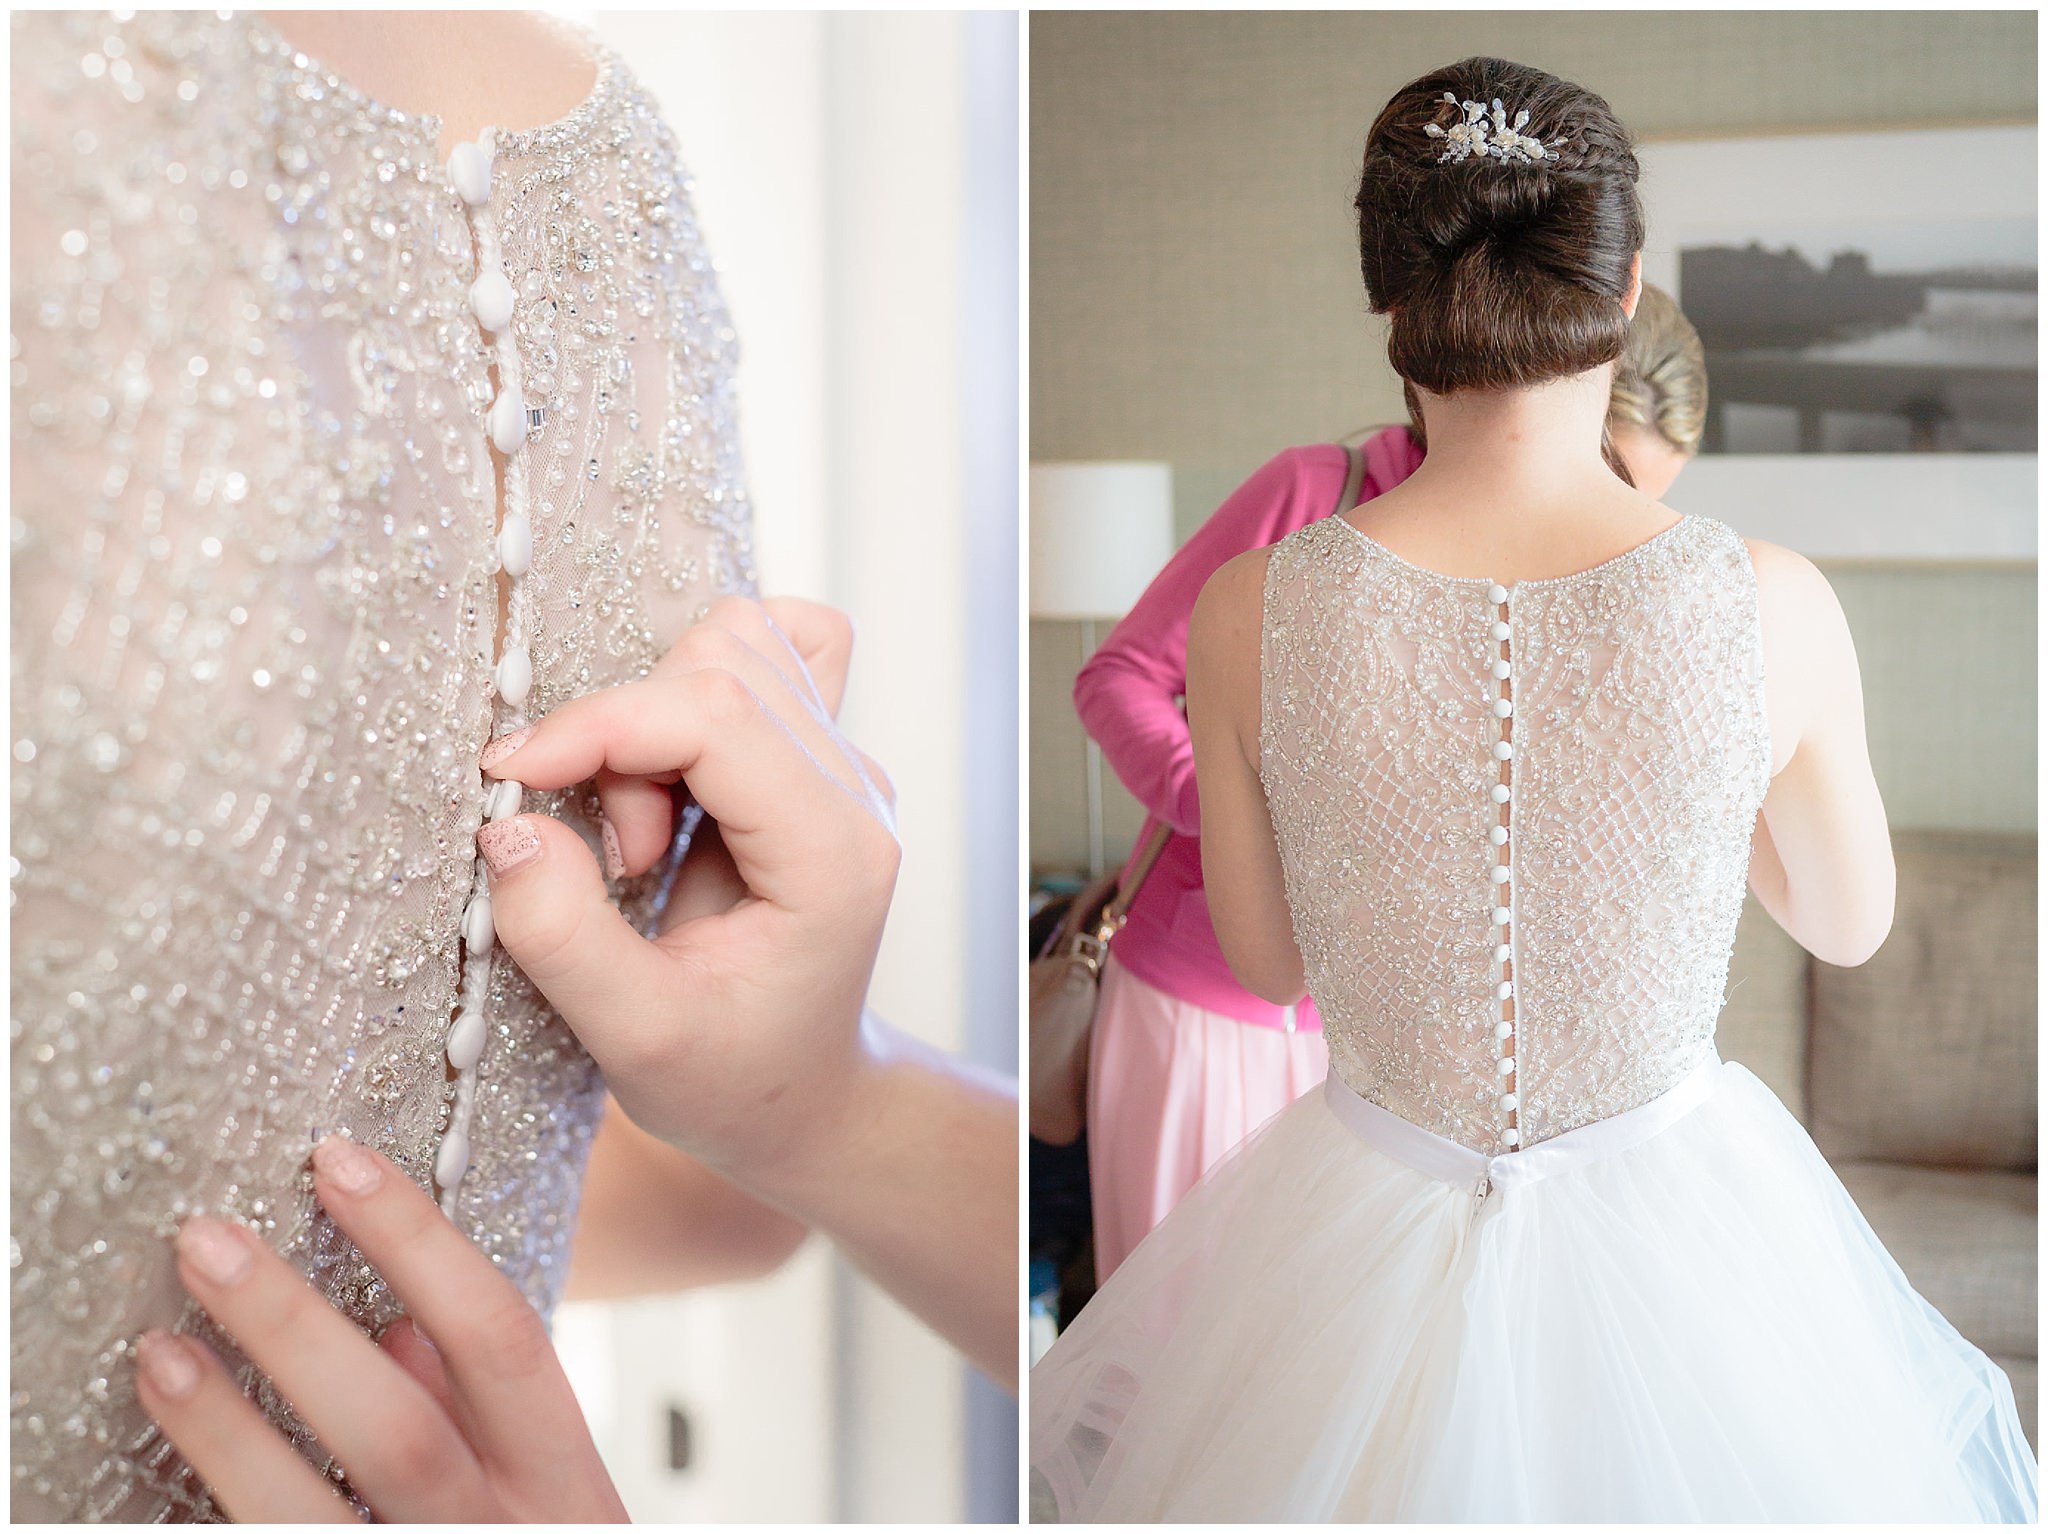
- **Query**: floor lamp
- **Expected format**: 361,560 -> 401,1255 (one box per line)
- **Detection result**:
1029,462 -> 1176,877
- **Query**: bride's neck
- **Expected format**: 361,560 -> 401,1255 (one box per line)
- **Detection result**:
1405,365 -> 1624,503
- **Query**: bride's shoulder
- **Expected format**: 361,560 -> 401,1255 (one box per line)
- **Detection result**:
1187,547 -> 1271,726
1739,537 -> 1857,688
1192,544 -> 1275,642
1741,535 -> 1834,605
1670,518 -> 1829,607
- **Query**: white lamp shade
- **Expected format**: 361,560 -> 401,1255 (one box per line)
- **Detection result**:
1029,461 -> 1176,619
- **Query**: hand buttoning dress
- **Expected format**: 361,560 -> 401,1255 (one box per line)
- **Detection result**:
1029,512 -> 2038,1521
11,12 -> 754,1519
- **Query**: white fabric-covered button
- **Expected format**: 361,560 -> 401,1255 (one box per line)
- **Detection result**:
495,645 -> 533,707
1492,659 -> 1511,680
487,383 -> 528,454
1491,825 -> 1509,846
1492,865 -> 1511,885
1502,1091 -> 1519,1111
470,269 -> 516,332
1497,1056 -> 1515,1076
1504,1126 -> 1521,1146
448,140 -> 492,206
461,891 -> 494,951
498,511 -> 533,578
1491,620 -> 1511,642
1494,942 -> 1512,963
485,776 -> 524,821
1497,980 -> 1514,999
434,1130 -> 471,1189
1495,1020 -> 1513,1041
1488,582 -> 1509,605
1494,740 -> 1514,761
1491,783 -> 1511,804
1492,906 -> 1512,926
446,1008 -> 489,1071
1494,698 -> 1513,718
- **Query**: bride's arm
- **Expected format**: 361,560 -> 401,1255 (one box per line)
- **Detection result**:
1745,538 -> 1895,966
1185,548 -> 1307,1004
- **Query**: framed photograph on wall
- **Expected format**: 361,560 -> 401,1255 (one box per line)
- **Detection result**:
1638,125 -> 2035,561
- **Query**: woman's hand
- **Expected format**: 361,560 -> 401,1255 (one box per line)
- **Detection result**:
136,1137 -> 626,1523
475,595 -> 898,1175
476,596 -> 1019,1388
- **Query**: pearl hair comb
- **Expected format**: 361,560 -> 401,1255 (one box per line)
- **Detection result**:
1424,93 -> 1561,166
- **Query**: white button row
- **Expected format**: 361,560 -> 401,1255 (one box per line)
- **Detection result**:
438,131 -> 539,1205
1490,579 -> 1516,1150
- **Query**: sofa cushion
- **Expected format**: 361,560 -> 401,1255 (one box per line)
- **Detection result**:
1809,832 -> 2036,1170
1717,895 -> 1811,1123
1834,1160 -> 2037,1361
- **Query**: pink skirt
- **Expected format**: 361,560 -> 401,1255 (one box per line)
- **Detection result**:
1086,953 -> 1328,1282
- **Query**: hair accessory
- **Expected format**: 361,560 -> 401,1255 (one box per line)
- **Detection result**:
1424,92 -> 1560,167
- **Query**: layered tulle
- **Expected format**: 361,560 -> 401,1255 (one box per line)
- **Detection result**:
1030,1061 -> 2037,1522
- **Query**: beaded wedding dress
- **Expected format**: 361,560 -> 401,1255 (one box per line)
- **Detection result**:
1029,504 -> 2038,1521
11,12 -> 754,1519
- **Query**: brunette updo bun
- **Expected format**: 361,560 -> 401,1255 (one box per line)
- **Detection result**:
1357,57 -> 1645,402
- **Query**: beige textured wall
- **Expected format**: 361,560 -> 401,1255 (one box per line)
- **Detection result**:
1029,9 -> 2037,872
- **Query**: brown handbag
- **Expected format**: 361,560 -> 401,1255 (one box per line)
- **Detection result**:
1027,822 -> 1173,1146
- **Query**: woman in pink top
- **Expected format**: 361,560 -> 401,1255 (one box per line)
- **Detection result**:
1078,283 -> 1707,1280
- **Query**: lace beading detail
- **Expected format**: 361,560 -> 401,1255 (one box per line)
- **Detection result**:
11,12 -> 755,1520
1259,513 -> 1770,1155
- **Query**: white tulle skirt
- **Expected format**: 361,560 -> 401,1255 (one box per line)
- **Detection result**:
1029,1058 -> 2038,1522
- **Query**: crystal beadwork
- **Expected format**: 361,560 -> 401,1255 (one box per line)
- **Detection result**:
11,11 -> 757,1520
1258,511 -> 1770,1157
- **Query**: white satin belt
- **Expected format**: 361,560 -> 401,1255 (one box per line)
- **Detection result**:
1321,1056 -> 1724,1192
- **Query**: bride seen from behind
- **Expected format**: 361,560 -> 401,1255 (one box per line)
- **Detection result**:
1028,54 -> 2036,1522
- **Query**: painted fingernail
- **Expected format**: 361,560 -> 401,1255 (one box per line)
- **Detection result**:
480,724 -> 536,773
477,816 -> 542,877
600,816 -> 625,880
312,1135 -> 383,1195
136,1332 -> 201,1401
177,1217 -> 253,1287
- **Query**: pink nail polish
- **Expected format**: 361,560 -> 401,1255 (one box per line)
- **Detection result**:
480,724 -> 535,773
137,1332 -> 201,1401
600,817 -> 625,880
312,1135 -> 383,1195
477,816 -> 542,877
177,1218 -> 253,1287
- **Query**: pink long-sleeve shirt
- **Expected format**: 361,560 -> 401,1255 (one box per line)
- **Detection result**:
1075,429 -> 1427,1027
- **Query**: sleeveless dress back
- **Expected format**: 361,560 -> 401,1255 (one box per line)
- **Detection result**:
1029,504 -> 2036,1523
1261,513 -> 1767,1151
11,12 -> 753,1519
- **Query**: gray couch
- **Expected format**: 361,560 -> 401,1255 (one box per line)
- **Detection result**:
1717,828 -> 2037,1448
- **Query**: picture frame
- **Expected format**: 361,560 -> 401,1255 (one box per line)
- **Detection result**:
1638,125 -> 2035,561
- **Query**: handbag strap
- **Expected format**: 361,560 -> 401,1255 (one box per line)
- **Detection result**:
1336,441 -> 1367,516
1103,819 -> 1174,927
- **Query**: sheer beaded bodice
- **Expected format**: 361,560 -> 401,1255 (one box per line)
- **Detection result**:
11,11 -> 754,1520
1259,512 -> 1771,1156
